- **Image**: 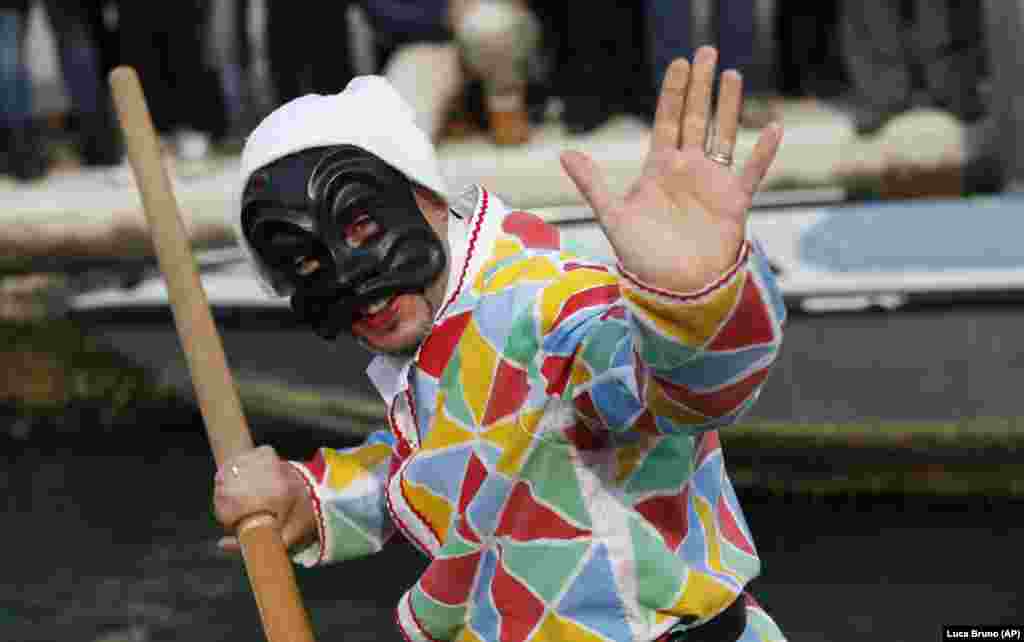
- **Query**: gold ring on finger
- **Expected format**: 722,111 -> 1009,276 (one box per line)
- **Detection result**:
707,150 -> 733,167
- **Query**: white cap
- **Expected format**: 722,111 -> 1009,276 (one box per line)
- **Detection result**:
233,75 -> 451,294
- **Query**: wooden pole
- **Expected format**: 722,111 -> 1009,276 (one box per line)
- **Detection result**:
109,66 -> 317,642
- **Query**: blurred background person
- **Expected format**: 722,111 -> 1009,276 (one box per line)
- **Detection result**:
559,1 -> 650,135
264,0 -> 355,105
116,0 -> 228,161
206,0 -> 278,144
839,0 -> 987,136
646,0 -> 777,128
40,0 -> 122,167
449,0 -> 541,144
1,0 -> 49,181
361,0 -> 448,71
362,0 -> 541,145
775,0 -> 847,101
559,0 -> 776,136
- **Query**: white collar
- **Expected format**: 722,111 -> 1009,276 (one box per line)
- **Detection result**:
365,185 -> 492,401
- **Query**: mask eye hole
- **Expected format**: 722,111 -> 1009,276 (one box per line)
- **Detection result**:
249,219 -> 331,280
343,212 -> 380,248
293,256 -> 321,276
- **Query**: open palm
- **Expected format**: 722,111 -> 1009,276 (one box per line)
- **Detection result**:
561,46 -> 783,293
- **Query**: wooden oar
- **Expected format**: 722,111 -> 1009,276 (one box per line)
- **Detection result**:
109,66 -> 317,642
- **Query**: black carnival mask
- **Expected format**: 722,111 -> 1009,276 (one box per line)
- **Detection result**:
240,145 -> 447,340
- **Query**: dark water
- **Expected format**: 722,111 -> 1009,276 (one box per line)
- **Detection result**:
2,416 -> 1021,642
755,300 -> 1024,422
76,300 -> 1024,426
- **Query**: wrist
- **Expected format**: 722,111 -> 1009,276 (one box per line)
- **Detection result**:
285,461 -> 325,560
618,239 -> 749,299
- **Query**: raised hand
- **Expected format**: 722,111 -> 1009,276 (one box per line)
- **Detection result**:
560,46 -> 783,293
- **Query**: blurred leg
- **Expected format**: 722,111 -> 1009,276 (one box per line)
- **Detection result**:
714,0 -> 756,77
209,0 -> 244,129
86,0 -> 118,73
522,0 -> 566,121
0,8 -> 49,180
0,9 -> 31,128
562,0 -> 641,133
774,0 -> 802,96
164,0 -> 207,132
777,0 -> 847,99
188,0 -> 228,139
839,0 -> 913,133
236,0 -> 251,72
718,0 -> 780,127
308,1 -> 354,95
645,0 -> 694,95
41,0 -> 121,165
982,0 -> 1023,187
265,0 -> 305,103
454,0 -> 541,144
913,0 -> 985,123
118,1 -> 174,132
42,0 -> 102,116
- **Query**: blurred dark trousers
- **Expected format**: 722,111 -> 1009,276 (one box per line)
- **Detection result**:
266,0 -> 355,103
645,0 -> 756,93
775,0 -> 846,98
40,0 -> 105,119
359,0 -> 449,69
117,0 -> 226,136
840,0 -> 986,117
562,2 -> 652,116
207,0 -> 252,129
0,8 -> 31,128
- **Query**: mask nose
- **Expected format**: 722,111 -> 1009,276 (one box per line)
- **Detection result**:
329,246 -> 382,290
342,214 -> 381,248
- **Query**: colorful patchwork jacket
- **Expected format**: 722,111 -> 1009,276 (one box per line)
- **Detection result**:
288,186 -> 787,642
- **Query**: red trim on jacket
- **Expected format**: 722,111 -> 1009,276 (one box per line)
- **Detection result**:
617,241 -> 750,302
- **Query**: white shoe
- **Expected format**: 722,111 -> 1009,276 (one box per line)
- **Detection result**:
175,129 -> 211,163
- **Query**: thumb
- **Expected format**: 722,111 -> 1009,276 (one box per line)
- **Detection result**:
280,516 -> 316,553
560,151 -> 616,218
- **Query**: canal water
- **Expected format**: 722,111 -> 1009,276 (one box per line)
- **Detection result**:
74,300 -> 1024,428
2,412 -> 1020,642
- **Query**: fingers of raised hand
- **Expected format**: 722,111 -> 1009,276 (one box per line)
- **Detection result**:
681,46 -> 718,150
710,70 -> 743,160
560,150 -> 617,217
739,123 -> 784,195
651,58 -> 690,152
650,47 -> 749,167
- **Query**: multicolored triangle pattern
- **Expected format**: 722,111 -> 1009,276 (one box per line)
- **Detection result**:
300,201 -> 786,640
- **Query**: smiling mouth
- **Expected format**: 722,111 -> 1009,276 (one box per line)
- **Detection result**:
353,295 -> 400,331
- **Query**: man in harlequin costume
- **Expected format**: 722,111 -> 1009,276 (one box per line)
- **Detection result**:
214,46 -> 788,642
